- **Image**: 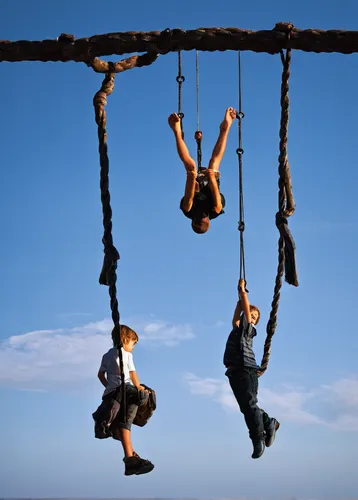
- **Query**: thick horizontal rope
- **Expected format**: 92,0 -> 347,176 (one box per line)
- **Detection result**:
89,52 -> 159,73
3,23 -> 358,64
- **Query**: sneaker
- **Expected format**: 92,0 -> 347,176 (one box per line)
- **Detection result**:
265,418 -> 280,447
124,453 -> 154,476
251,438 -> 265,459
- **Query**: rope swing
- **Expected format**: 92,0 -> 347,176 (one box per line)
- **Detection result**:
176,51 -> 185,138
258,32 -> 299,377
194,51 -> 203,172
93,66 -> 126,420
236,51 -> 246,286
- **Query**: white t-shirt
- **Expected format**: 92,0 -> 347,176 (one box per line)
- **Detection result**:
99,347 -> 135,397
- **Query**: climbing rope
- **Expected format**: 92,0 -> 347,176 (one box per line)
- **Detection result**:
176,51 -> 185,138
195,50 -> 203,171
93,67 -> 126,420
258,29 -> 299,376
236,51 -> 246,285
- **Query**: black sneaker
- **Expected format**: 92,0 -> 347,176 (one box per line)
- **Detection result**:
124,453 -> 154,476
251,438 -> 265,459
265,418 -> 280,447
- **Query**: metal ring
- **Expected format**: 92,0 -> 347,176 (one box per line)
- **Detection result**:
236,111 -> 245,119
178,112 -> 184,119
236,147 -> 244,155
176,75 -> 185,83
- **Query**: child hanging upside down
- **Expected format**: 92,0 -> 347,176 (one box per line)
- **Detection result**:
168,107 -> 237,234
97,325 -> 154,476
223,279 -> 280,459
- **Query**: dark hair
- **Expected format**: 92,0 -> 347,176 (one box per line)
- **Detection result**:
250,305 -> 261,325
112,324 -> 139,347
191,217 -> 210,234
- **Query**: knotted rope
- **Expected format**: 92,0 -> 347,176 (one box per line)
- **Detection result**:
258,25 -> 299,376
93,67 -> 126,419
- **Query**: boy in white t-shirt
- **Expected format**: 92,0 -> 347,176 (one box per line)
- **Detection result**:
97,324 -> 154,476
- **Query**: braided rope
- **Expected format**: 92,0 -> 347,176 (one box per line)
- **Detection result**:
4,24 -> 358,64
89,52 -> 158,74
93,69 -> 126,419
258,31 -> 298,376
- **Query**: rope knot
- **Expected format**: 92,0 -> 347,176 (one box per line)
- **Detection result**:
275,212 -> 288,227
99,245 -> 120,286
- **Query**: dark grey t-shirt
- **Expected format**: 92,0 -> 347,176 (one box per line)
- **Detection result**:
180,184 -> 225,221
223,314 -> 259,370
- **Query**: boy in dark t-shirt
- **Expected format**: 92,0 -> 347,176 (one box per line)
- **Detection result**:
168,108 -> 236,234
223,279 -> 280,459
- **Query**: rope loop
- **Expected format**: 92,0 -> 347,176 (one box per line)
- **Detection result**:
237,51 -> 246,283
93,72 -> 126,421
177,51 -> 185,137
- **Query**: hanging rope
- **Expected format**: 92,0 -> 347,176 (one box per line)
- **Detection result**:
176,51 -> 185,138
258,28 -> 299,377
236,51 -> 246,285
194,50 -> 203,171
93,67 -> 126,420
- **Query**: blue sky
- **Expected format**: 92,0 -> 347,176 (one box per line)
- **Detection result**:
1,0 -> 358,499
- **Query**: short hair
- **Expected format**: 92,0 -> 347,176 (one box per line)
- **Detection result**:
250,305 -> 261,325
191,218 -> 210,234
112,324 -> 139,347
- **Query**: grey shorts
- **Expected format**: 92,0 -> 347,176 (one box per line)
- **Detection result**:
117,383 -> 148,431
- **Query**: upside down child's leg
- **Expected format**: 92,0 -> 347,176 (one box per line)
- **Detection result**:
208,108 -> 236,172
168,113 -> 197,174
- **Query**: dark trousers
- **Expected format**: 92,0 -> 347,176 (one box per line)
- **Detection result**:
226,367 -> 271,441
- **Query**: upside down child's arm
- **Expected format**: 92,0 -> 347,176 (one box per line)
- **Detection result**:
207,170 -> 223,213
182,171 -> 197,212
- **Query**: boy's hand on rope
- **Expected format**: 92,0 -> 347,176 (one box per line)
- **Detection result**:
238,278 -> 247,294
138,384 -> 150,394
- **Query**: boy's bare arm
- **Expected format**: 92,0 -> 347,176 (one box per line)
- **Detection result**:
97,370 -> 108,388
182,171 -> 197,212
238,279 -> 251,323
129,370 -> 146,390
207,170 -> 223,213
232,300 -> 243,328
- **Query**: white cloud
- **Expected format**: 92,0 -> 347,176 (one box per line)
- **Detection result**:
0,316 -> 195,390
184,372 -> 358,431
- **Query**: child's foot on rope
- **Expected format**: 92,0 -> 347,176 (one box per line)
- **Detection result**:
265,418 -> 280,447
168,112 -> 182,134
220,107 -> 237,131
124,452 -> 155,476
251,437 -> 265,459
